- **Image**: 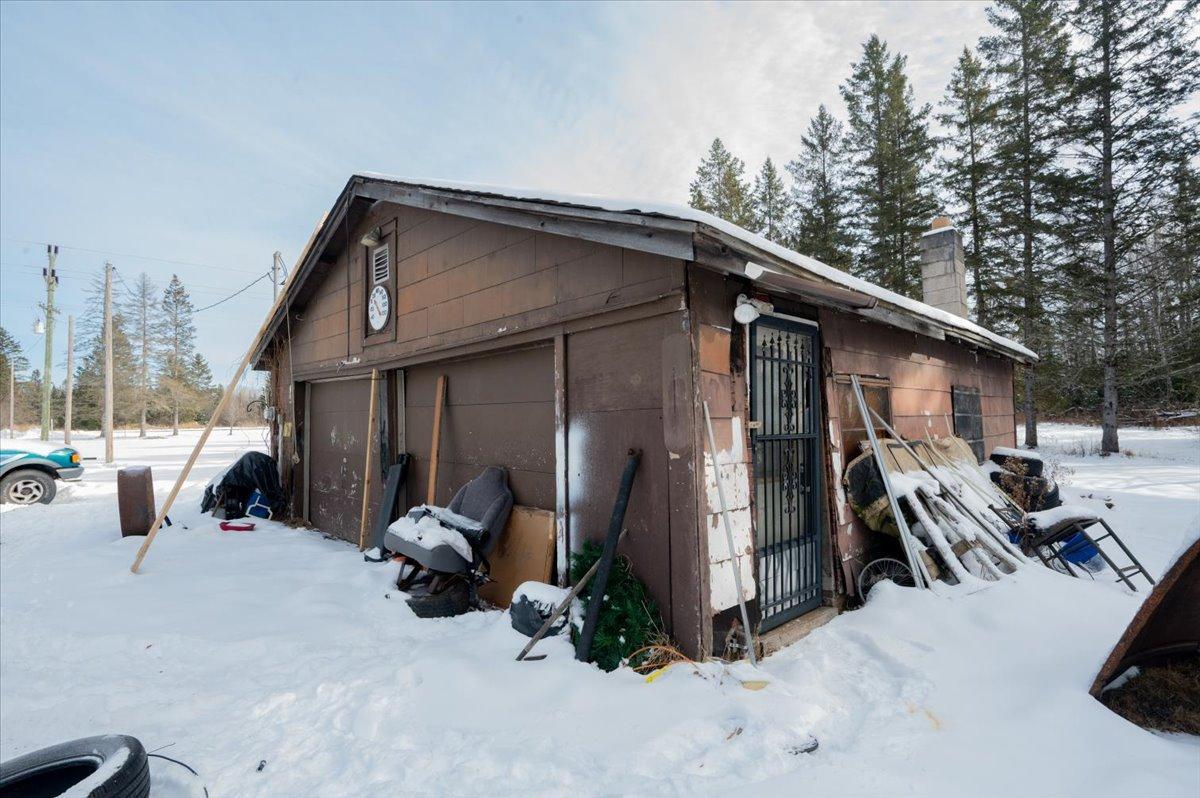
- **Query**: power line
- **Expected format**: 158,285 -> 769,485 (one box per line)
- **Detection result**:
194,271 -> 272,313
1,237 -> 269,276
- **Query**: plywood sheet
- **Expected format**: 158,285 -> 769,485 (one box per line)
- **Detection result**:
478,506 -> 556,608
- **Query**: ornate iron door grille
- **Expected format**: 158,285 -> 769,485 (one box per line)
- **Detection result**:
750,317 -> 822,630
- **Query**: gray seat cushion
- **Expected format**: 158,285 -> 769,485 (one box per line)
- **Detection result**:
383,466 -> 514,572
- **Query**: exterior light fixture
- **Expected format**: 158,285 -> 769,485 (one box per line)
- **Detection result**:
734,294 -> 773,325
360,228 -> 383,248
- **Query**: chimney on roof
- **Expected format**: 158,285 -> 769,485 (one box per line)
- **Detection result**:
920,216 -> 969,318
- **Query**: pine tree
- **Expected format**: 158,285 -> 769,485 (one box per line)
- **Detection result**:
0,327 -> 28,433
750,158 -> 789,243
689,138 -> 754,228
124,272 -> 161,438
74,271 -> 137,431
73,312 -> 136,430
980,0 -> 1074,447
787,104 -> 855,269
841,35 -> 938,296
1066,0 -> 1199,453
159,275 -> 199,435
938,47 -> 1000,326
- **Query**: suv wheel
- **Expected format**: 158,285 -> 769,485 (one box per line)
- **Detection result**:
0,469 -> 57,505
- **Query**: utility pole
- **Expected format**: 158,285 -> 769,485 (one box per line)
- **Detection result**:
103,262 -> 115,463
272,251 -> 282,299
7,361 -> 13,439
40,245 -> 59,441
64,315 -> 74,445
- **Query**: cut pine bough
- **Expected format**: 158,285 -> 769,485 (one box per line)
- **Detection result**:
847,375 -> 1025,596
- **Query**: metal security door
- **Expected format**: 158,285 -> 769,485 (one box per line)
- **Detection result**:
750,317 -> 822,630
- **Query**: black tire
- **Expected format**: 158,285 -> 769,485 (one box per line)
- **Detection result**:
988,450 -> 1044,478
406,576 -> 471,618
0,469 -> 57,505
0,734 -> 149,798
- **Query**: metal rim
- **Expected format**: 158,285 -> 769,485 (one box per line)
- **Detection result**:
857,557 -> 915,599
6,477 -> 46,504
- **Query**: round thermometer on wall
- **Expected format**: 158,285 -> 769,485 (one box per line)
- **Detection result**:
368,284 -> 390,331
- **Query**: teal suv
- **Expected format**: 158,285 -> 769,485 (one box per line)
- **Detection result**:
0,443 -> 83,505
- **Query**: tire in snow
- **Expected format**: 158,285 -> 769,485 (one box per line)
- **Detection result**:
0,468 -> 56,505
0,734 -> 149,798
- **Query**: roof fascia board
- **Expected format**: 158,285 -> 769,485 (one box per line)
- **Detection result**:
356,179 -> 696,262
696,227 -> 1033,364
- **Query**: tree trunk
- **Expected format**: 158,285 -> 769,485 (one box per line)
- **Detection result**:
139,289 -> 147,439
1020,15 -> 1038,449
1098,0 -> 1120,455
173,401 -> 179,436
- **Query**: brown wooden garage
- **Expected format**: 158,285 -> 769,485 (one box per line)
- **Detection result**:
254,174 -> 1034,658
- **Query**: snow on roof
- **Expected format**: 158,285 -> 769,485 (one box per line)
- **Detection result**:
354,173 -> 1037,362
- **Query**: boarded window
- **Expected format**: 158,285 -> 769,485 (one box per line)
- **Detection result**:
372,244 -> 390,284
952,385 -> 984,463
835,376 -> 892,461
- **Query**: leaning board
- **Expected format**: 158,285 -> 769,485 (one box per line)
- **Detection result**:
479,506 -> 556,608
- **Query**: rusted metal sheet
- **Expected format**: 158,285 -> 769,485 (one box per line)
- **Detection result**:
306,377 -> 376,545
1091,538 -> 1200,695
404,345 -> 555,511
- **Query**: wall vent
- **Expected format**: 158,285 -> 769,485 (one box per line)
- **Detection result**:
372,244 -> 390,284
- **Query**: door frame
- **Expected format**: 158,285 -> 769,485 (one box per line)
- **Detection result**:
748,313 -> 825,631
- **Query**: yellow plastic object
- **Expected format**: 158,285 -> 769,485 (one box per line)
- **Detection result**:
740,680 -> 769,691
643,665 -> 675,684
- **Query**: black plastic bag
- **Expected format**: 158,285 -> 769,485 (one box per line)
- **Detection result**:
201,451 -> 286,520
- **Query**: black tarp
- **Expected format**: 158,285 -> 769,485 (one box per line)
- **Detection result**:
201,451 -> 286,519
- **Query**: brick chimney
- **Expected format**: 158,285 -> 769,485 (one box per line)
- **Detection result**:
919,216 -> 969,318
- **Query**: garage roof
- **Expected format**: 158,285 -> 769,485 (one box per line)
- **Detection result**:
251,174 -> 1037,367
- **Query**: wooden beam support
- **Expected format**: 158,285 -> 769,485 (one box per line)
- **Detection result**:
357,369 -> 381,551
426,374 -> 447,506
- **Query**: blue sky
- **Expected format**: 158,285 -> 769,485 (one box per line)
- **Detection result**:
1,1 -> 990,384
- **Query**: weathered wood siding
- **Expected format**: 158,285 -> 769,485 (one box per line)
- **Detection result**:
818,308 -> 1017,595
404,345 -> 555,511
564,312 -> 704,655
267,200 -> 706,654
286,202 -> 686,375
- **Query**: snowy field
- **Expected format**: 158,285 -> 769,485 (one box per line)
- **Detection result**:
1,424 -> 1197,797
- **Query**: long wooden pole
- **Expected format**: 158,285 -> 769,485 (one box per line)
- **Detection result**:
64,315 -> 74,446
130,262 -> 299,574
357,369 -> 380,551
425,374 -> 446,505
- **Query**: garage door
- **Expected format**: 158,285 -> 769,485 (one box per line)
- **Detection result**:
305,377 -> 378,545
405,346 -> 555,511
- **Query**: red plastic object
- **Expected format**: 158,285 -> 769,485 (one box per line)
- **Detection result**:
219,521 -> 256,532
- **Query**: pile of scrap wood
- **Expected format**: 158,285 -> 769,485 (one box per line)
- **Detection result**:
844,426 -> 1029,593
843,377 -> 1153,596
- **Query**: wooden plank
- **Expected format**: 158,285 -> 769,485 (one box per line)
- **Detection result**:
357,370 -> 380,550
426,374 -> 446,505
478,506 -> 557,608
699,324 -> 731,375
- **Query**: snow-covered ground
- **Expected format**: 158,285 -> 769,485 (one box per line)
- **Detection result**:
1,424 -> 1197,797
